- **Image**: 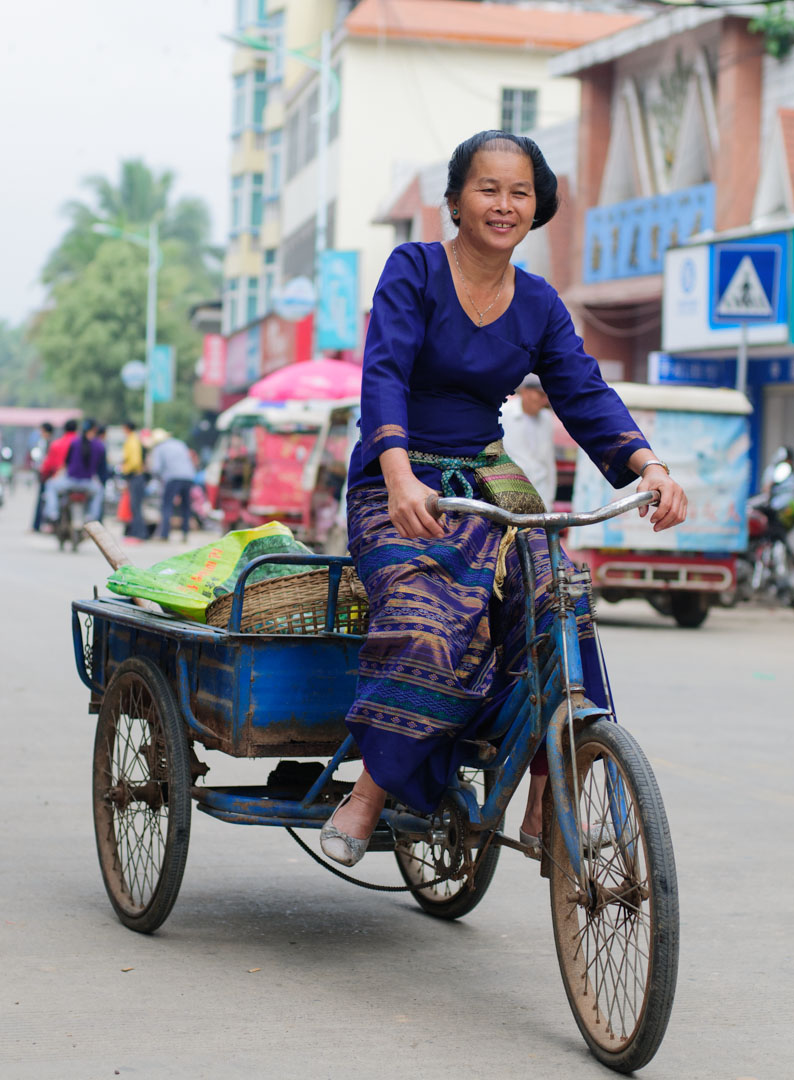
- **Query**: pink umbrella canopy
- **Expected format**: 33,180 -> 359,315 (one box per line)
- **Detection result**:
249,358 -> 362,402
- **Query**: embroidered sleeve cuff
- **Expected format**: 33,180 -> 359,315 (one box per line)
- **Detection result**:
360,424 -> 409,471
599,432 -> 650,488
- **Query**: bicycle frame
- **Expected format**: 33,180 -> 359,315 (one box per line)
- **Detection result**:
432,491 -> 656,887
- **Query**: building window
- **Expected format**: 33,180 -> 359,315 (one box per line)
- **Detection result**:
263,249 -> 277,314
254,131 -> 266,150
268,129 -> 282,196
227,278 -> 239,333
232,75 -> 246,133
250,173 -> 263,228
246,277 -> 260,323
501,88 -> 538,136
253,69 -> 267,128
286,110 -> 300,180
267,11 -> 285,79
230,176 -> 243,233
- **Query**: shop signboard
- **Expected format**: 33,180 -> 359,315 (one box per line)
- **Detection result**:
149,344 -> 174,403
260,313 -> 314,375
662,231 -> 791,353
584,183 -> 715,283
317,250 -> 359,351
650,351 -> 794,388
201,334 -> 227,386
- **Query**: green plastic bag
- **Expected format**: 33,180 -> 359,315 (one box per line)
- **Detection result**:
107,522 -> 313,622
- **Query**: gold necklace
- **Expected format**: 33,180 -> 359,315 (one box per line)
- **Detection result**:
451,242 -> 507,327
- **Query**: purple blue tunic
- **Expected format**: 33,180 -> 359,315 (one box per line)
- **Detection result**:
346,242 -> 650,814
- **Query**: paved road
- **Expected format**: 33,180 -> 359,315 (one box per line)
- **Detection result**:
1,481 -> 792,1079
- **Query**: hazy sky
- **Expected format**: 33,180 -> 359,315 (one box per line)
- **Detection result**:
1,0 -> 232,325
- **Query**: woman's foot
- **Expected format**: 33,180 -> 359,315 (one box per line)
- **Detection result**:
319,772 -> 386,867
521,772 -> 547,842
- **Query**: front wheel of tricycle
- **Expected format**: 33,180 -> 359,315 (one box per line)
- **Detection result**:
393,768 -> 500,919
548,720 -> 678,1073
93,657 -> 192,933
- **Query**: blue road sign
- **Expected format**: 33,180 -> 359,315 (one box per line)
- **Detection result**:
710,233 -> 787,326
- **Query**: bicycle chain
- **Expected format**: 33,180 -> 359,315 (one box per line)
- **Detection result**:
285,818 -> 494,895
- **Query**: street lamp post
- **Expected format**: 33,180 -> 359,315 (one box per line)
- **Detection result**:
92,221 -> 160,430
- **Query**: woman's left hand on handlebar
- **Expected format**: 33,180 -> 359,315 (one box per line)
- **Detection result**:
638,466 -> 687,531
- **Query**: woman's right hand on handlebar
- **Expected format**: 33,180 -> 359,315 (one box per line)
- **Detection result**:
388,474 -> 446,539
379,448 -> 446,539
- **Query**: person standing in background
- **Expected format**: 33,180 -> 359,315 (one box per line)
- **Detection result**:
500,372 -> 558,509
39,419 -> 78,487
94,425 -> 110,522
147,428 -> 196,541
121,420 -> 148,543
30,421 -> 54,531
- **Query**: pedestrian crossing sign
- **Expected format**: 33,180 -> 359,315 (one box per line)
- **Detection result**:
711,239 -> 783,325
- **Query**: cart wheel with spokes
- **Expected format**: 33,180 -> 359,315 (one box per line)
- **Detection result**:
549,720 -> 678,1073
394,767 -> 500,919
93,657 -> 192,933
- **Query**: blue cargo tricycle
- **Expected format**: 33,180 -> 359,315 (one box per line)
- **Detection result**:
72,491 -> 678,1073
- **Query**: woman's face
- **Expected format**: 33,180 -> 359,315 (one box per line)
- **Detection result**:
450,147 -> 537,254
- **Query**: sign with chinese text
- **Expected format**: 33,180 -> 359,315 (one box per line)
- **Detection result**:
584,183 -> 715,283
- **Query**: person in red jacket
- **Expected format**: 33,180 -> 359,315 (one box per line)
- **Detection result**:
39,419 -> 78,482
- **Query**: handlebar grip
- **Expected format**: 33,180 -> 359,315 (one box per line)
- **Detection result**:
425,493 -> 442,520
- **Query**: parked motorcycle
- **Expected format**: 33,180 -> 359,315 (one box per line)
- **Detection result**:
55,490 -> 88,552
736,448 -> 794,605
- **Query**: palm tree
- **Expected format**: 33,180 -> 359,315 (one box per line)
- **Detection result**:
42,159 -> 219,286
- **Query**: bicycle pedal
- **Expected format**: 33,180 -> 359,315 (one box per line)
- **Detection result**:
367,824 -> 396,852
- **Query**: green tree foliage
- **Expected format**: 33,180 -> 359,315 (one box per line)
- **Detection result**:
749,3 -> 794,60
0,320 -> 58,407
35,159 -> 221,436
35,242 -> 202,433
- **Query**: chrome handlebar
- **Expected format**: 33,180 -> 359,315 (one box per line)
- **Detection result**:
425,490 -> 659,530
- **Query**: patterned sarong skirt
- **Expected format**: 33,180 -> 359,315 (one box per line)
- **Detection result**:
345,486 -> 608,814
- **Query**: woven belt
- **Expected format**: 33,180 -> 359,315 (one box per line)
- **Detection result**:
406,449 -> 490,498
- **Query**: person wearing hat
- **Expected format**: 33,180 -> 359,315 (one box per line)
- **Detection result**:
147,429 -> 196,541
499,372 -> 557,509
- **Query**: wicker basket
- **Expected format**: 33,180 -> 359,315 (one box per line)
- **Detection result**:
205,566 -> 370,635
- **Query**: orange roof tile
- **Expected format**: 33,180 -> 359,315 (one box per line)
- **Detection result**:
345,0 -> 643,52
780,107 -> 794,198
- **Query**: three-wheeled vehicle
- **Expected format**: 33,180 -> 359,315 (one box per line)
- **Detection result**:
205,397 -> 359,550
568,382 -> 752,627
73,489 -> 679,1072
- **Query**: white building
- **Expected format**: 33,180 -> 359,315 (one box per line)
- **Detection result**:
280,0 -> 645,316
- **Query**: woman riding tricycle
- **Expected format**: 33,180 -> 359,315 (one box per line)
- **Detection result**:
74,130 -> 686,1073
